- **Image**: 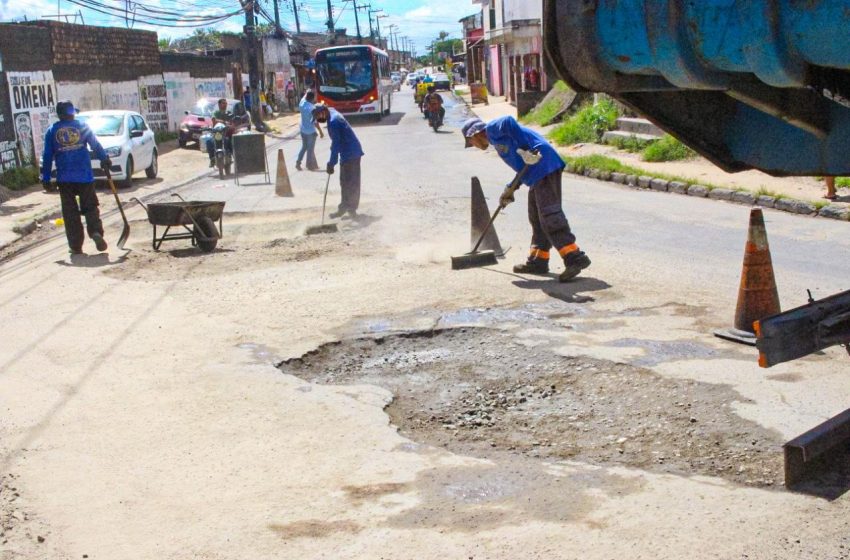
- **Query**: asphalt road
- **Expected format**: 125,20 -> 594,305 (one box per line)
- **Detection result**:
2,89 -> 850,559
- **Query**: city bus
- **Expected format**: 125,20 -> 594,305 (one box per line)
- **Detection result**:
315,45 -> 393,119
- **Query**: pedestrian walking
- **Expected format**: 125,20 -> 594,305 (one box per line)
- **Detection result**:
286,79 -> 296,112
41,100 -> 112,254
312,104 -> 364,219
461,116 -> 591,281
296,90 -> 324,171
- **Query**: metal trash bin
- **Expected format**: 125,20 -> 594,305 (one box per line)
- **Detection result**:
232,131 -> 271,186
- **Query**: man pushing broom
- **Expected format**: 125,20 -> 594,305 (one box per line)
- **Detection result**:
461,116 -> 591,282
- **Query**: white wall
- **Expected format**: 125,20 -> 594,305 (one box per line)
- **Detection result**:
57,81 -> 102,112
504,0 -> 541,22
163,72 -> 194,132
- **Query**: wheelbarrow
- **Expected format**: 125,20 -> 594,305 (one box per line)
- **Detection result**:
131,194 -> 225,252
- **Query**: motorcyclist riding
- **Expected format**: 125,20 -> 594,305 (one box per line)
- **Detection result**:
205,98 -> 234,168
423,86 -> 445,126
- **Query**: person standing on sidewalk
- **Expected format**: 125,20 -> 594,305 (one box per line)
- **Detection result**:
295,90 -> 324,171
41,100 -> 112,254
312,104 -> 364,219
461,116 -> 591,282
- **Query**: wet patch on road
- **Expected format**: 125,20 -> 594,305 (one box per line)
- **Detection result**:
268,519 -> 361,540
278,327 -> 785,488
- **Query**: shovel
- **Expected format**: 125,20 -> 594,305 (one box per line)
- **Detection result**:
105,168 -> 130,250
451,153 -> 539,270
305,172 -> 339,235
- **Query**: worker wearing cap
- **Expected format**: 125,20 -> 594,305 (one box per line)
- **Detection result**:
41,100 -> 112,254
312,104 -> 364,219
461,116 -> 590,281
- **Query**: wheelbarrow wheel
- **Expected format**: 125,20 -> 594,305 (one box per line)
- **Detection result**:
194,216 -> 219,252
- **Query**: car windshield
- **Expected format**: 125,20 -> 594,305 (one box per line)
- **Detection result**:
317,50 -> 373,97
77,114 -> 124,136
191,101 -> 218,117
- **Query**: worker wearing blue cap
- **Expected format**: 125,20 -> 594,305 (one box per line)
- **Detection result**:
41,100 -> 112,254
461,116 -> 590,282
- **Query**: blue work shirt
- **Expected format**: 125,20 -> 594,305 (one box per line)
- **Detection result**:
41,118 -> 107,184
327,108 -> 364,166
299,97 -> 318,135
485,116 -> 565,187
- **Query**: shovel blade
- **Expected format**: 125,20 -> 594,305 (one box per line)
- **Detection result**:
306,223 -> 338,235
117,224 -> 130,250
451,250 -> 498,270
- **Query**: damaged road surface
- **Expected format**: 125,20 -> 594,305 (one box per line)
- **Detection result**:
280,326 -> 785,487
7,86 -> 850,560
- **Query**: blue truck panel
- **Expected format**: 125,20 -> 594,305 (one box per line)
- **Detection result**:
544,0 -> 850,175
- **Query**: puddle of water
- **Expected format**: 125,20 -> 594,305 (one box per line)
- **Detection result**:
608,338 -> 724,366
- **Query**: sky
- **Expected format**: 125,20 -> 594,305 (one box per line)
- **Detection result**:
1,0 -> 477,54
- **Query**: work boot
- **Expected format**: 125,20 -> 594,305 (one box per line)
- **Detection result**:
513,259 -> 549,275
559,251 -> 591,282
69,247 -> 83,255
295,162 -> 302,171
328,209 -> 345,219
209,159 -> 215,168
91,233 -> 108,252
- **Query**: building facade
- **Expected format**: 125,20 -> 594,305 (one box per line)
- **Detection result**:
468,0 -> 547,104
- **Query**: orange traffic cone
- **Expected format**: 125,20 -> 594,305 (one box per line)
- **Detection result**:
275,149 -> 293,197
715,208 -> 780,346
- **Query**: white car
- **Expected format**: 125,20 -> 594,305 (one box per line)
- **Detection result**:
77,110 -> 158,188
406,72 -> 420,86
390,72 -> 402,91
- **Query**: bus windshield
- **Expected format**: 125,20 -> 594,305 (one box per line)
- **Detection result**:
317,49 -> 374,98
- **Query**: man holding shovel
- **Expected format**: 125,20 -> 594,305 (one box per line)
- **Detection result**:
312,104 -> 364,220
462,116 -> 591,281
41,100 -> 112,254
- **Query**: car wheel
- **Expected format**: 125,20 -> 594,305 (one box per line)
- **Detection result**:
385,96 -> 391,115
145,149 -> 158,178
178,135 -> 187,148
121,156 -> 134,189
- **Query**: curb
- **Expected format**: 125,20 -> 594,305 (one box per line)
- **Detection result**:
569,164 -> 850,221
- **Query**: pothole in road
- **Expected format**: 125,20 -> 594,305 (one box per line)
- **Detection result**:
279,327 -> 785,488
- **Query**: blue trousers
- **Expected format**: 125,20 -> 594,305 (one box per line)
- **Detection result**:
297,132 -> 319,169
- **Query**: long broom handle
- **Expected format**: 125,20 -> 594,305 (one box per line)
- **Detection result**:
470,163 -> 530,254
320,173 -> 331,225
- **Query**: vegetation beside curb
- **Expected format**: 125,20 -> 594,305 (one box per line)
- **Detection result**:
0,166 -> 40,191
562,155 -> 848,221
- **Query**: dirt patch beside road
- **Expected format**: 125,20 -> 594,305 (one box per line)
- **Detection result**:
280,326 -> 786,488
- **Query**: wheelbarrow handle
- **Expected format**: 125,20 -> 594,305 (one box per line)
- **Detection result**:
170,193 -> 187,202
130,197 -> 148,212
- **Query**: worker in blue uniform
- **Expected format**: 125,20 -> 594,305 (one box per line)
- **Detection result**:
462,116 -> 591,281
41,100 -> 112,254
312,104 -> 365,220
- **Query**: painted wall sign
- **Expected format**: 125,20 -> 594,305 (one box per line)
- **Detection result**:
139,76 -> 168,132
7,71 -> 57,165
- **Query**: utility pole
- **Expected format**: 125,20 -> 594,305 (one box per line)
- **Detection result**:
291,0 -> 300,33
375,14 -> 387,49
272,0 -> 280,33
326,0 -> 334,33
242,0 -> 263,131
387,24 -> 398,68
360,4 -> 373,40
352,0 -> 362,43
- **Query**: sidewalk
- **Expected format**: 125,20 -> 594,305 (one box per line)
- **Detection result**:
455,87 -> 847,211
0,112 -> 300,250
